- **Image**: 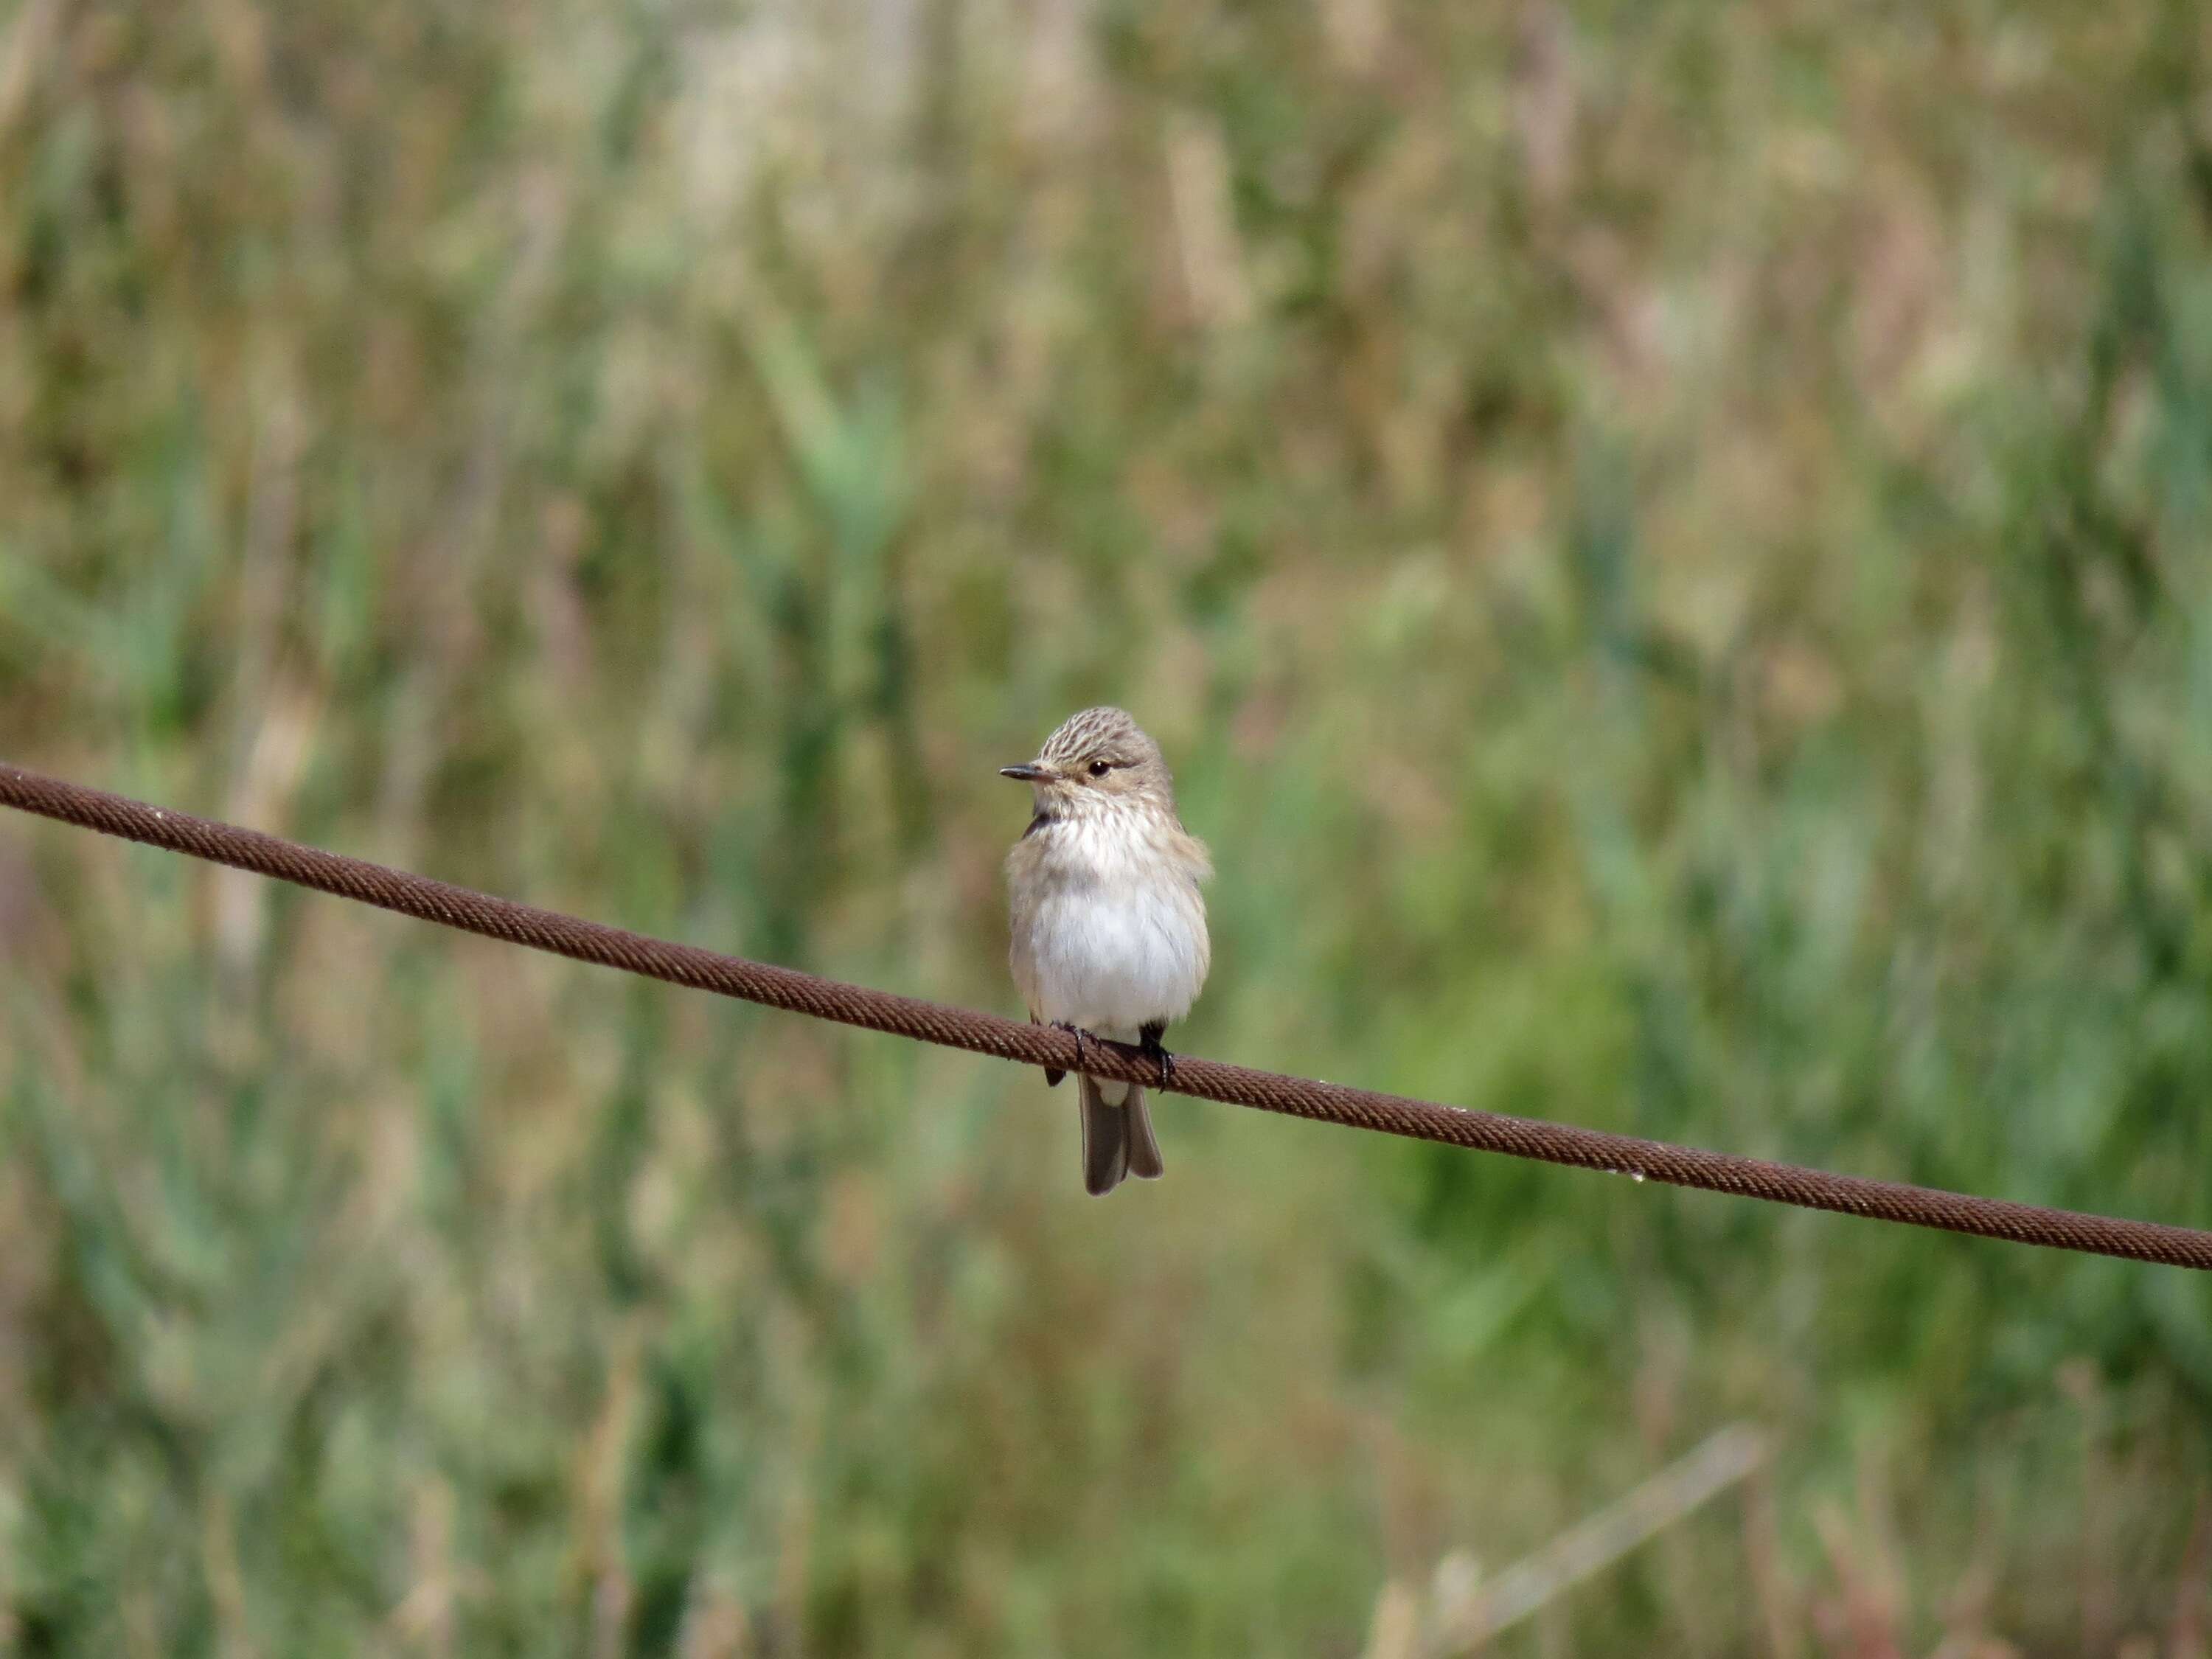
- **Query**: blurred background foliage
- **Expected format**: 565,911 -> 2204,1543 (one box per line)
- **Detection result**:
2,0 -> 2212,1651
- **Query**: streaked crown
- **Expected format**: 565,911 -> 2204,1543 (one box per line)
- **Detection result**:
1038,706 -> 1158,772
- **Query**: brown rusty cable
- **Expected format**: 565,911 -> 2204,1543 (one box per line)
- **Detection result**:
4,760 -> 2209,1271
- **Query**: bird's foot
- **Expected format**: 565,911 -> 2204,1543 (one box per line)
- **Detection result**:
1031,1013 -> 1067,1088
1050,1021 -> 1092,1075
1139,1021 -> 1176,1088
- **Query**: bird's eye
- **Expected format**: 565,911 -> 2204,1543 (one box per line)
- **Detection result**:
1088,761 -> 1111,778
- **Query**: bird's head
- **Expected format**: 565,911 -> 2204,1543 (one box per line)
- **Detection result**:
1001,706 -> 1175,815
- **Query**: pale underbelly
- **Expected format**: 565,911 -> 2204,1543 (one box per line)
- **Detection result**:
1021,886 -> 1206,1035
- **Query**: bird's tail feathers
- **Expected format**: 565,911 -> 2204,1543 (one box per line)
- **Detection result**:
1079,1074 -> 1127,1196
1079,1076 -> 1163,1195
1124,1085 -> 1164,1182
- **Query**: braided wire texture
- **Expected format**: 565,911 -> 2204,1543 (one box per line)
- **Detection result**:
4,761 -> 2208,1270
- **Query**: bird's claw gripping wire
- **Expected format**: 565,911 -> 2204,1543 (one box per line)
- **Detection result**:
1032,1013 -> 1068,1088
1050,1020 -> 1091,1079
1048,1020 -> 1174,1089
1140,1022 -> 1176,1088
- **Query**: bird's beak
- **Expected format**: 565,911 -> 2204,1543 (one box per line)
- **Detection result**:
999,763 -> 1052,783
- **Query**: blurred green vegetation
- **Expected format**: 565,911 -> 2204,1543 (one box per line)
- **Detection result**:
4,0 -> 2212,1652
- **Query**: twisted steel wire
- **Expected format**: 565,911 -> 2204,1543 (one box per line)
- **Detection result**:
4,760 -> 2209,1270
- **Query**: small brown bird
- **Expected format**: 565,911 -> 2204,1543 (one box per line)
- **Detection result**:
1002,707 -> 1213,1195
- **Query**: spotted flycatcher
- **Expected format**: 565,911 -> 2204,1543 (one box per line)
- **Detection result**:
1001,707 -> 1213,1195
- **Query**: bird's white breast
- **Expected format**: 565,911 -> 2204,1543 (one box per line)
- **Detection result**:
1012,810 -> 1210,1038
